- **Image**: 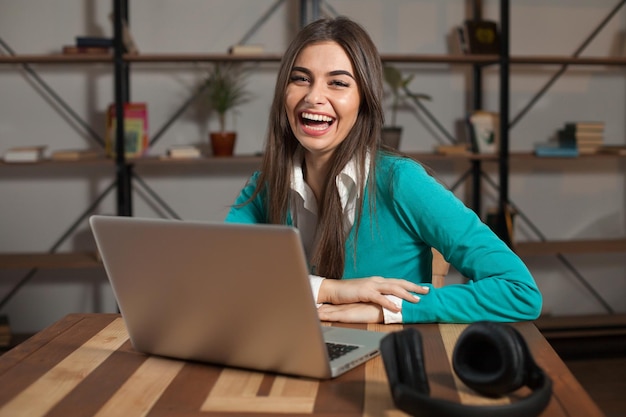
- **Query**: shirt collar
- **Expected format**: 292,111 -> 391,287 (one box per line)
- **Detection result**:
290,148 -> 370,213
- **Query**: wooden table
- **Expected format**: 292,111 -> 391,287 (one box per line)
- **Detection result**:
0,313 -> 605,417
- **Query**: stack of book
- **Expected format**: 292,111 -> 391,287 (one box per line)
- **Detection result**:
51,149 -> 102,161
62,36 -> 112,55
166,145 -> 202,159
561,121 -> 604,154
3,145 -> 47,163
535,121 -> 605,157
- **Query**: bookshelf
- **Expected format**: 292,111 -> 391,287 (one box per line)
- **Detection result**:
0,1 -> 624,326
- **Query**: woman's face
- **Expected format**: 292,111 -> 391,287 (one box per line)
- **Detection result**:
285,41 -> 361,162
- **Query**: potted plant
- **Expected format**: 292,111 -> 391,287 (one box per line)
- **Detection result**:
202,63 -> 251,156
382,65 -> 431,149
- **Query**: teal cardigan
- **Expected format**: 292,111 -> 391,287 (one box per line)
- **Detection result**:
225,153 -> 542,323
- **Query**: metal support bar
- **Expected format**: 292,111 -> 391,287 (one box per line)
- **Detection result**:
311,0 -> 321,21
469,0 -> 484,214
321,0 -> 340,18
509,0 -> 626,129
0,181 -> 117,311
403,86 -> 456,144
113,0 -> 132,217
448,167 -> 473,192
150,84 -> 208,147
495,0 -> 511,244
0,37 -> 105,147
236,0 -> 287,46
132,173 -> 182,220
300,0 -> 322,27
471,161 -> 482,213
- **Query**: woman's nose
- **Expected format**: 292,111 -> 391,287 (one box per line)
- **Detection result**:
304,83 -> 326,104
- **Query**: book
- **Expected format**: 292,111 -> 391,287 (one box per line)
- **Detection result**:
3,145 -> 47,163
564,121 -> 605,132
462,20 -> 500,55
62,45 -> 111,55
228,44 -> 264,55
166,145 -> 202,159
467,110 -> 499,154
435,143 -> 469,155
76,36 -> 113,47
534,142 -> 579,158
453,26 -> 469,54
51,149 -> 102,161
105,103 -> 149,158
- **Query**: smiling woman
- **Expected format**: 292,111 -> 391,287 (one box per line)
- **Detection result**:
224,17 -> 542,325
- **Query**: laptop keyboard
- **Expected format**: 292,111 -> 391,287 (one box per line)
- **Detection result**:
326,342 -> 359,361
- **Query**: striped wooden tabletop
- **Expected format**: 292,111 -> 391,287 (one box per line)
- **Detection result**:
0,313 -> 604,416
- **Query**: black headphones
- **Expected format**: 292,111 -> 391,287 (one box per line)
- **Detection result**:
380,321 -> 553,417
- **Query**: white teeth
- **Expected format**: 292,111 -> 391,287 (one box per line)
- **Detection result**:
301,112 -> 333,122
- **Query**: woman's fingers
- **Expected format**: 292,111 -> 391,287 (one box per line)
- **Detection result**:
317,303 -> 383,323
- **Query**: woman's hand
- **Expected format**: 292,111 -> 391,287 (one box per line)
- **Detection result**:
318,277 -> 429,313
317,303 -> 383,323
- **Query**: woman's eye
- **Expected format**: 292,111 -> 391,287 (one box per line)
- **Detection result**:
330,80 -> 350,88
290,74 -> 309,84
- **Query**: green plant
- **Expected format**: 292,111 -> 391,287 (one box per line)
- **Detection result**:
383,65 -> 431,127
202,63 -> 252,132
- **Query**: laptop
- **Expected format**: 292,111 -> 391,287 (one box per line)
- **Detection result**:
89,215 -> 385,379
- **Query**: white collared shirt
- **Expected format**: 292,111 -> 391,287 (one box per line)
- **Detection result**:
289,151 -> 402,323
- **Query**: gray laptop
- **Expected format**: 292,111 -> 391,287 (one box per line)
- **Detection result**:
89,215 -> 385,379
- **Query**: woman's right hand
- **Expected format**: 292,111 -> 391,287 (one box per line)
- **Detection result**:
317,277 -> 429,313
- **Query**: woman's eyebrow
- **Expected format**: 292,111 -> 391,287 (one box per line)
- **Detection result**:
291,66 -> 311,75
291,66 -> 355,80
329,70 -> 355,80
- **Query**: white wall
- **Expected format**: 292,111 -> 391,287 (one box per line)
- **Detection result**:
1,0 -> 625,333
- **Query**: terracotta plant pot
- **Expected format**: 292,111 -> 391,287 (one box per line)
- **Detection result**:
210,132 -> 236,156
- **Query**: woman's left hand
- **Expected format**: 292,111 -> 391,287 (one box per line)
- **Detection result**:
317,302 -> 383,323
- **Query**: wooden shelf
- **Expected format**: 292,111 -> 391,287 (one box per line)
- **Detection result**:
1,52 -> 495,65
0,158 -> 114,168
511,55 -> 626,66
515,239 -> 626,256
134,152 -> 499,166
0,252 -> 102,270
0,152 -> 500,169
126,53 -> 500,65
0,54 -> 113,64
125,53 -> 283,63
0,152 -> 623,168
5,53 -> 626,66
382,54 -> 499,64
469,152 -> 626,164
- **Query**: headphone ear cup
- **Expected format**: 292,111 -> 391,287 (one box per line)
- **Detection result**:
380,328 -> 430,395
452,322 -> 526,397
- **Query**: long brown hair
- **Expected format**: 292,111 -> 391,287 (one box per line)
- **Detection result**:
249,17 -> 385,279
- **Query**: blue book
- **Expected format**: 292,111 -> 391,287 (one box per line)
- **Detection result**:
534,143 -> 579,158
